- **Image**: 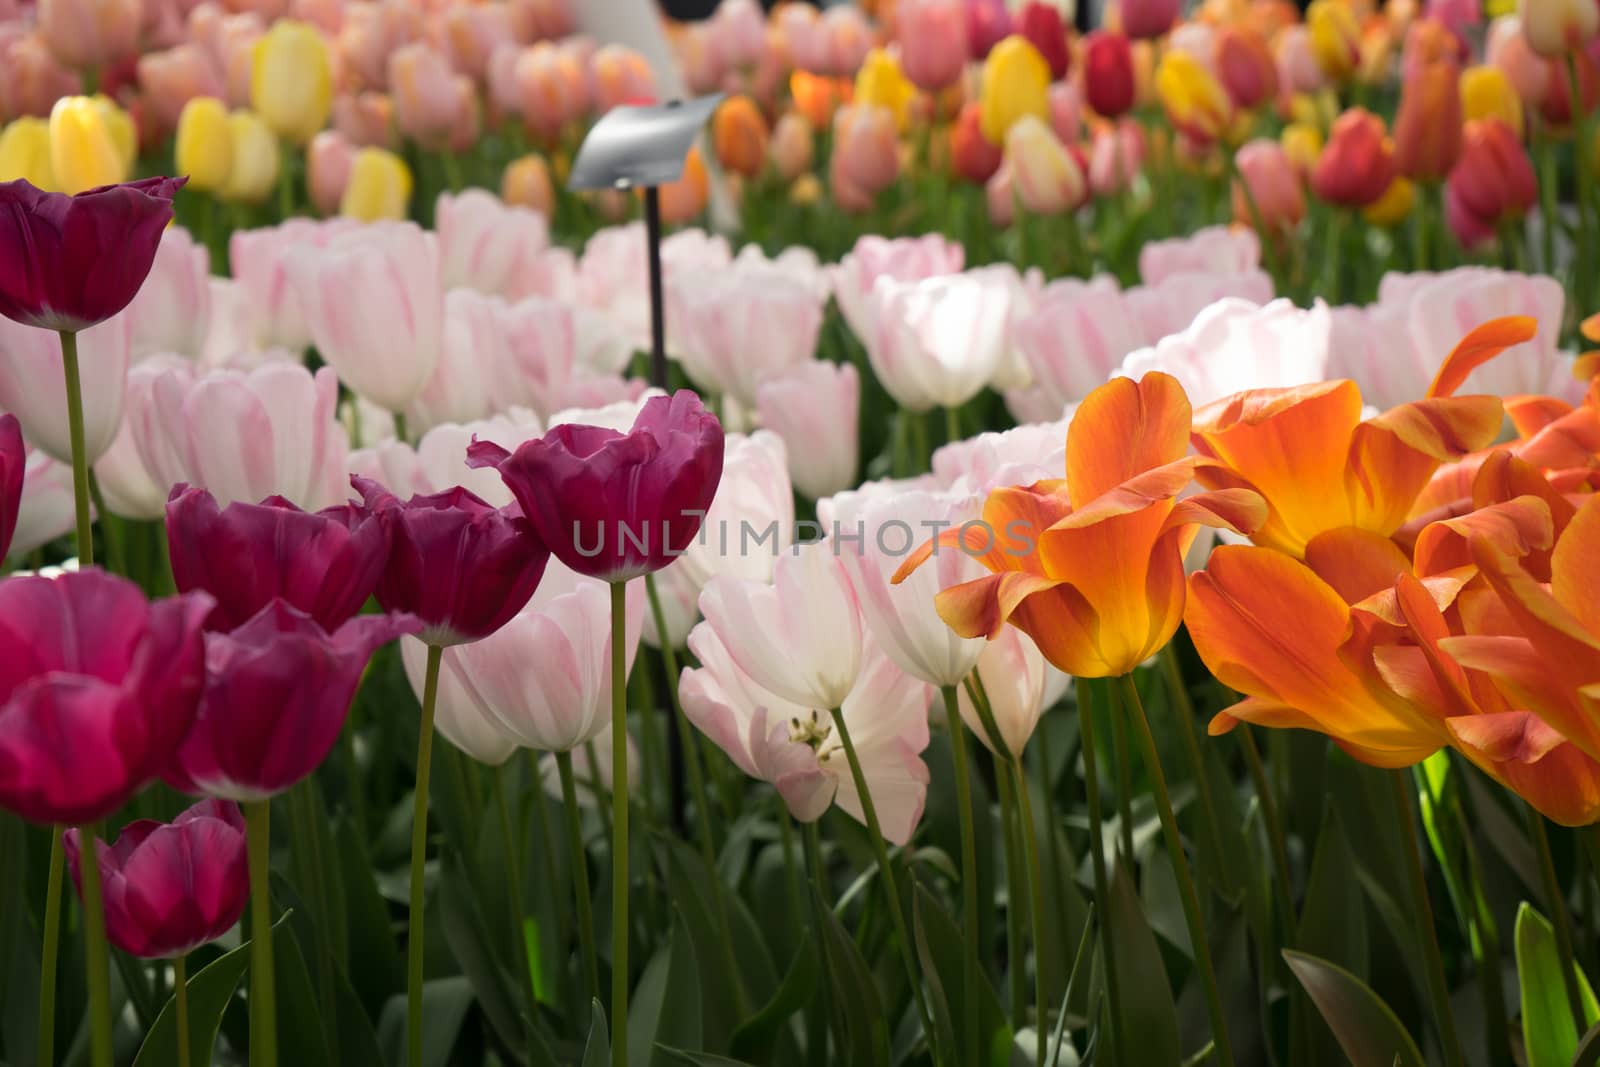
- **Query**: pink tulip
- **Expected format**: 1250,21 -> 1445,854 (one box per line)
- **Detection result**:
389,42 -> 478,151
1120,298 -> 1332,408
8,444 -> 76,559
509,0 -> 573,43
1488,14 -> 1551,104
1121,0 -> 1182,39
36,0 -> 140,70
1012,275 -> 1144,412
956,626 -> 1067,756
675,269 -> 824,407
711,0 -> 767,71
1089,118 -> 1145,195
967,0 -> 1014,60
1275,25 -> 1325,95
0,312 -> 130,464
679,22 -> 726,94
899,0 -> 970,91
831,104 -> 900,211
289,221 -> 442,413
932,417 -> 1069,494
335,0 -> 421,92
0,35 -> 83,121
755,361 -> 860,500
437,188 -> 551,296
212,12 -> 264,108
591,44 -> 656,111
137,44 -> 226,134
1122,267 -> 1275,345
784,4 -> 874,77
93,360 -> 180,520
307,130 -> 355,216
405,288 -> 504,433
986,160 -> 1016,226
830,233 -> 965,345
441,2 -> 514,83
1007,115 -> 1088,215
867,272 -> 1015,412
347,405 -> 539,500
332,91 -> 397,148
124,226 -> 212,360
1138,224 -> 1263,283
513,42 -> 585,139
1232,138 -> 1306,235
497,296 -> 580,416
682,620 -> 932,844
673,430 -> 795,589
1049,80 -> 1083,143
400,635 -> 515,764
229,216 -> 359,349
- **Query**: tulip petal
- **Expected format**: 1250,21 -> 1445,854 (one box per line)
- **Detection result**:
1424,315 -> 1538,398
934,571 -> 1065,641
1065,371 -> 1191,509
1447,712 -> 1600,827
1303,527 -> 1410,603
1348,395 -> 1506,537
1413,496 -> 1555,578
1552,495 -> 1600,639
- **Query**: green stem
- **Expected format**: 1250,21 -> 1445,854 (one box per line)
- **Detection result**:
644,574 -> 714,849
555,749 -> 600,1004
246,801 -> 277,1067
803,818 -> 828,906
1529,807 -> 1586,1035
1012,757 -> 1050,1067
37,826 -> 63,1067
1539,130 -> 1560,274
393,411 -> 409,447
495,764 -> 537,1031
942,686 -> 982,1067
1324,211 -> 1346,304
277,146 -> 294,219
85,473 -> 125,577
1411,182 -> 1431,271
1078,680 -> 1125,1067
58,331 -> 93,569
175,955 -> 191,1067
1119,673 -> 1235,1067
1228,151 -> 1281,283
1159,648 -> 1228,891
827,707 -> 935,1043
1238,727 -> 1295,934
441,151 -> 465,193
77,823 -> 113,1067
609,580 -> 630,1067
1567,54 -> 1594,308
944,405 -> 962,447
1388,770 -> 1465,1067
407,645 -> 442,1067
801,817 -> 833,1066
996,759 -> 1028,1026
1108,689 -> 1135,863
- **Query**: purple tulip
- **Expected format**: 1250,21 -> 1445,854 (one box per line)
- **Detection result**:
0,569 -> 212,825
467,390 -> 725,583
64,798 -> 248,959
0,177 -> 187,332
167,601 -> 419,801
353,476 -> 549,645
165,485 -> 389,632
0,413 -> 22,560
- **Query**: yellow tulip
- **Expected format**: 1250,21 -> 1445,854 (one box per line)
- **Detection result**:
1156,50 -> 1235,147
48,96 -> 127,195
0,118 -> 55,190
854,47 -> 916,131
250,20 -> 333,145
1362,175 -> 1416,226
91,95 -> 136,172
789,172 -> 823,205
218,110 -> 280,204
1308,0 -> 1361,81
979,35 -> 1050,145
339,147 -> 412,221
1280,121 -> 1324,178
1460,65 -> 1525,140
175,97 -> 234,193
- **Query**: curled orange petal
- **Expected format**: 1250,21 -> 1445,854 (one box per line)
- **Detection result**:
1425,315 -> 1538,399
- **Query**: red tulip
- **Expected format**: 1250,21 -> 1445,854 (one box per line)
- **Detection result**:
1017,2 -> 1071,80
1310,107 -> 1397,207
0,413 -> 21,561
1215,25 -> 1279,110
0,176 -> 185,332
165,485 -> 390,633
967,0 -> 1014,60
1393,59 -> 1463,181
898,0 -> 970,91
0,569 -> 212,825
468,390 -> 725,583
354,477 -> 549,645
952,100 -> 1004,182
168,601 -> 418,801
1084,32 -> 1136,118
1538,49 -> 1600,125
63,798 -> 247,958
1448,117 -> 1537,226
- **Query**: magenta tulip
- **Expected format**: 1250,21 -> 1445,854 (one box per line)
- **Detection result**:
63,798 -> 248,958
0,177 -> 186,332
166,484 -> 389,632
467,389 -> 724,583
0,413 -> 22,560
168,601 -> 419,801
353,476 -> 549,645
0,569 -> 212,825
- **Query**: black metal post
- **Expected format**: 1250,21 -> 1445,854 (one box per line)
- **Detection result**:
643,185 -> 668,389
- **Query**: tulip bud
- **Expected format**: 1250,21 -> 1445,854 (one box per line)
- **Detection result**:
1281,120 -> 1323,180
1277,26 -> 1327,95
592,44 -> 656,111
37,0 -> 140,72
980,36 -> 1052,143
789,70 -> 850,130
660,145 -> 710,225
1121,0 -> 1182,40
1444,179 -> 1497,247
1394,60 -> 1463,180
1518,0 -> 1599,56
1308,0 -> 1362,81
92,95 -> 137,172
897,0 -> 969,91
332,91 -> 398,149
986,158 -> 1015,226
307,129 -> 353,216
1084,32 -> 1137,118
216,109 -> 279,204
1018,2 -> 1071,80
1156,49 -> 1235,147
339,146 -> 412,221
1216,26 -> 1279,110
251,20 -> 332,146
1538,48 -> 1600,123
831,104 -> 900,211
1460,63 -> 1526,138
501,153 -> 554,216
1090,118 -> 1144,194
713,95 -> 769,178
48,95 -> 127,194
769,112 -> 814,181
1401,17 -> 1462,81
1488,15 -> 1551,104
1233,137 -> 1305,233
1311,107 -> 1397,206
1363,174 -> 1416,225
1006,115 -> 1087,214
1449,117 -> 1538,225
968,0 -> 1014,59
855,48 -> 916,131
138,44 -> 226,136
0,118 -> 55,189
175,96 -> 233,192
390,43 -> 478,152
951,101 -> 1003,183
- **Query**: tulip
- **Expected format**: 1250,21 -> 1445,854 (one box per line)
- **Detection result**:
47,96 -> 126,194
952,102 -> 1004,183
1216,26 -> 1279,111
1308,0 -> 1362,81
1011,276 -> 1143,413
166,485 -> 387,632
1084,32 -> 1137,118
1460,64 -> 1526,138
657,430 -> 792,592
289,222 -> 440,413
713,95 -> 769,179
228,216 -> 355,350
124,226 -> 211,360
1120,298 -> 1332,409
1489,15 -> 1551,104
981,36 -> 1052,144
169,601 -> 416,800
1006,115 -> 1087,214
501,153 -> 554,215
1281,120 -> 1324,180
986,160 -> 1016,227
855,48 -> 916,132
956,626 -> 1065,757
968,0 -> 1015,59
511,42 -> 584,141
1018,3 -> 1071,80
755,361 -> 860,500
831,233 -> 964,343
831,105 -> 900,211
390,42 -> 478,152
1090,118 -> 1145,194
1445,180 -> 1498,248
250,20 -> 332,145
1537,48 -> 1600,124
657,145 -> 710,225
0,414 -> 19,558
437,188 -> 549,296
1311,107 -> 1397,206
675,269 -> 823,408
304,129 -> 353,216
0,312 -> 129,465
898,0 -> 969,91
1520,0 -> 1599,56
174,97 -> 232,193
867,271 -> 1015,412
1121,0 -> 1181,38
1394,59 -> 1464,181
1276,26 -> 1326,96
1157,49 -> 1235,147
592,44 -> 656,112
1364,174 -> 1418,225
1233,138 -> 1305,234
682,618 -> 932,843
467,390 -> 724,583
137,45 -> 224,136
37,0 -> 140,72
0,118 -> 56,189
1136,221 -> 1268,278
63,798 -> 247,967
0,569 -> 212,824
1450,117 -> 1538,230
399,637 -> 514,765
339,147 -> 411,221
1050,81 -> 1084,143
216,109 -> 279,205
331,91 -> 396,149
893,372 -> 1264,679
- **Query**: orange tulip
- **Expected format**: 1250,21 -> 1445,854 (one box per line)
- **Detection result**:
659,144 -> 710,224
1393,58 -> 1463,181
789,70 -> 851,130
713,94 -> 769,178
893,372 -> 1265,678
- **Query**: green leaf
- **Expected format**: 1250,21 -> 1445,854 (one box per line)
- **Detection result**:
273,912 -> 335,1067
813,886 -> 891,1066
656,1048 -> 759,1066
1103,860 -> 1180,1067
1283,950 -> 1425,1067
333,816 -> 403,1020
728,931 -> 818,1064
629,918 -> 703,1066
1515,902 -> 1600,1067
377,976 -> 475,1067
1574,1019 -> 1600,1067
133,914 -> 292,1067
438,854 -> 525,1052
1298,808 -> 1368,981
910,885 -> 960,1064
911,881 -> 1014,1066
582,999 -> 610,1067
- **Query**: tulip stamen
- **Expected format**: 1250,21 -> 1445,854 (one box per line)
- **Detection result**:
789,710 -> 834,752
